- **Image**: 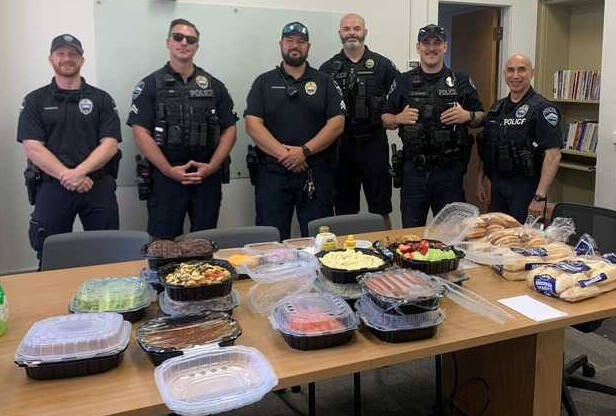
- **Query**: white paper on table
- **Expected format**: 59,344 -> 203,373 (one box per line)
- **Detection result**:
498,295 -> 568,322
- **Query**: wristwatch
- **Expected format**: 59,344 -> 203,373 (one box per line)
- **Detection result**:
301,144 -> 312,158
533,194 -> 547,202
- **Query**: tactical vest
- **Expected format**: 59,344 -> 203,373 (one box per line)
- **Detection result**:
153,66 -> 219,164
329,55 -> 386,133
480,93 -> 544,178
400,67 -> 469,170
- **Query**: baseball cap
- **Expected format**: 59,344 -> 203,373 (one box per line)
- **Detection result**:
50,34 -> 83,55
281,21 -> 309,41
417,24 -> 446,42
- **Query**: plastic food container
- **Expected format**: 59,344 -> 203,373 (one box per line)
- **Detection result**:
137,313 -> 242,366
159,259 -> 237,302
69,276 -> 155,322
356,295 -> 445,343
213,248 -> 259,277
159,290 -> 240,317
140,267 -> 164,293
244,241 -> 285,253
314,274 -> 363,307
283,237 -> 317,254
244,249 -> 318,284
155,345 -> 278,416
357,269 -> 446,314
317,248 -> 388,284
143,239 -> 217,271
390,240 -> 465,274
269,293 -> 358,350
15,312 -> 131,380
424,202 -> 479,244
247,277 -> 314,315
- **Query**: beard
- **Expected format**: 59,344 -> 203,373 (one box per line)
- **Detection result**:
341,34 -> 365,51
52,62 -> 81,77
282,50 -> 307,67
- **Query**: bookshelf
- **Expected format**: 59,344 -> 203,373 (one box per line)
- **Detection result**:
535,0 -> 603,205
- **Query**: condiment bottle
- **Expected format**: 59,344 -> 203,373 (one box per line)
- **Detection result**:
315,226 -> 337,252
344,235 -> 356,250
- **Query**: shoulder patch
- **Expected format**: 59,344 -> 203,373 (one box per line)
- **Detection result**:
333,80 -> 343,97
132,80 -> 145,100
386,79 -> 397,99
542,106 -> 559,127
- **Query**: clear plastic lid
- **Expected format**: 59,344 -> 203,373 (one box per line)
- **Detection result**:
244,249 -> 318,284
69,276 -> 155,313
137,313 -> 241,354
455,242 -> 522,266
358,269 -> 446,304
269,293 -> 358,336
355,295 -> 444,331
283,237 -> 316,250
424,202 -> 480,244
159,290 -> 240,316
314,273 -> 363,299
247,277 -> 314,315
15,312 -> 131,365
154,345 -> 278,416
244,241 -> 285,253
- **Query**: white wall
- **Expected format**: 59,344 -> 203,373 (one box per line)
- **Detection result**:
0,0 -> 538,274
594,0 -> 616,210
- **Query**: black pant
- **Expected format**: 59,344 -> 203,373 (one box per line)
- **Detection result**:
490,174 -> 539,224
147,168 -> 222,239
28,176 -> 119,259
335,131 -> 392,216
400,160 -> 465,227
255,163 -> 334,240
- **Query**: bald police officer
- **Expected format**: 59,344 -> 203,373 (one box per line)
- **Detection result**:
477,54 -> 562,223
382,24 -> 484,227
245,22 -> 345,239
18,34 -> 121,261
320,13 -> 399,229
128,19 -> 238,239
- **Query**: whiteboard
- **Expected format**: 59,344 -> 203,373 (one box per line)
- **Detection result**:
94,0 -> 343,185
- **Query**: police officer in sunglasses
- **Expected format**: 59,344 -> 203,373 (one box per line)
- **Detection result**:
382,24 -> 485,227
127,18 -> 238,239
244,22 -> 345,239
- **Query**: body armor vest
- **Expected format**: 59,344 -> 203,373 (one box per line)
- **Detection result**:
153,66 -> 219,164
400,67 -> 469,171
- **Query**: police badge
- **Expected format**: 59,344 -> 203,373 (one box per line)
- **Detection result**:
196,75 -> 209,89
78,98 -> 93,115
305,81 -> 317,95
365,58 -> 375,69
516,104 -> 529,118
445,76 -> 454,87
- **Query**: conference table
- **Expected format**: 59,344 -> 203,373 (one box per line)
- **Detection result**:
2,228 -> 616,416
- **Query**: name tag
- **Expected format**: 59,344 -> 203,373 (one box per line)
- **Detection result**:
43,106 -> 59,110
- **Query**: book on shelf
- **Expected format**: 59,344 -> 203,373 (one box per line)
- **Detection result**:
553,69 -> 600,101
564,120 -> 598,153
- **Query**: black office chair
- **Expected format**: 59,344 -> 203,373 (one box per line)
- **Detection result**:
551,203 -> 616,415
307,213 -> 386,237
177,226 -> 280,248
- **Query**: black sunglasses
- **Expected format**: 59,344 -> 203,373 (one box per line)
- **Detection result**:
282,23 -> 308,36
171,33 -> 198,45
419,26 -> 446,39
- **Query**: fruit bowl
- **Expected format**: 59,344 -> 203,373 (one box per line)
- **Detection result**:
389,239 -> 464,274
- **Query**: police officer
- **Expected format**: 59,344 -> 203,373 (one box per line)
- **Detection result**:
320,13 -> 399,229
128,19 -> 238,239
382,24 -> 484,227
245,22 -> 345,239
477,54 -> 562,223
17,34 -> 121,261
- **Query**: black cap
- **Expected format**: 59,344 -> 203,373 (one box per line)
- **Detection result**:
417,24 -> 446,42
281,21 -> 309,41
50,34 -> 83,55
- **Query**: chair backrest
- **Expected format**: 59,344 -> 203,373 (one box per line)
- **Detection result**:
307,213 -> 386,237
551,203 -> 616,253
178,226 -> 280,249
41,230 -> 150,271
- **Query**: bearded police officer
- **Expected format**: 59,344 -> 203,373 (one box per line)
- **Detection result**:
17,34 -> 121,261
319,13 -> 399,229
382,24 -> 484,227
477,54 -> 562,223
245,22 -> 345,239
128,19 -> 238,239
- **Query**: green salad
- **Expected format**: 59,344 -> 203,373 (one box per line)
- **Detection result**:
71,276 -> 152,312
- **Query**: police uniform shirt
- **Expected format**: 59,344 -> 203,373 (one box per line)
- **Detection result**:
244,63 -> 346,152
496,87 -> 562,152
319,47 -> 398,127
127,63 -> 238,135
383,66 -> 483,118
17,78 -> 122,168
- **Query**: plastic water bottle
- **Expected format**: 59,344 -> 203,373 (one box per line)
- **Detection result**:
0,283 -> 7,336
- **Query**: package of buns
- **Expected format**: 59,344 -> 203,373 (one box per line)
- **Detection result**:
465,212 -> 521,241
493,243 -> 574,281
527,254 -> 616,302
